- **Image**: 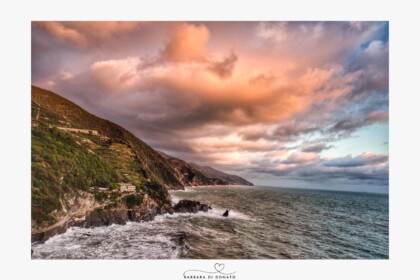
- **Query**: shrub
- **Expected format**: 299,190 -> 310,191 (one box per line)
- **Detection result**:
124,194 -> 144,209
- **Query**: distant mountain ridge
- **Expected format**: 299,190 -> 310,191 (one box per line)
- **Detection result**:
189,163 -> 254,186
158,151 -> 253,186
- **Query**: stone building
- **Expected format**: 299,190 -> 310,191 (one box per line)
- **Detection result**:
119,183 -> 136,193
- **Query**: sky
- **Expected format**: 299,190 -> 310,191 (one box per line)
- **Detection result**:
31,21 -> 389,193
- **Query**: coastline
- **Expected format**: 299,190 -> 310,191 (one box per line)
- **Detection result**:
31,185 -> 226,244
32,186 -> 388,259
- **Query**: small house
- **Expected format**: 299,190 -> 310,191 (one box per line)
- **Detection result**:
119,183 -> 136,193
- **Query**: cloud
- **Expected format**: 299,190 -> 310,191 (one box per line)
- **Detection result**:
364,40 -> 386,56
162,23 -> 210,62
330,111 -> 388,133
323,152 -> 388,167
35,22 -> 87,47
66,21 -> 139,40
272,122 -> 320,141
249,73 -> 276,85
283,152 -> 319,164
90,57 -> 141,92
301,143 -> 332,153
34,21 -> 140,47
207,51 -> 238,79
347,40 -> 389,99
31,22 -> 389,190
258,151 -> 388,185
80,58 -> 351,136
257,22 -> 288,42
59,69 -> 74,81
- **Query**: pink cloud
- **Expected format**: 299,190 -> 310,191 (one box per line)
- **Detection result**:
207,51 -> 238,79
90,57 -> 141,92
36,22 -> 87,47
66,21 -> 139,39
34,21 -> 140,47
162,23 -> 210,62
32,22 -> 389,188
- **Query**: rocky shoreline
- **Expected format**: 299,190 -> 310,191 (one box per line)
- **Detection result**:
31,199 -> 210,243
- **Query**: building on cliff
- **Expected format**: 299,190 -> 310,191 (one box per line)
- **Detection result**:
53,126 -> 99,136
119,183 -> 136,193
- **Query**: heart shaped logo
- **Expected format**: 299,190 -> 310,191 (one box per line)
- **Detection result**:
214,263 -> 225,272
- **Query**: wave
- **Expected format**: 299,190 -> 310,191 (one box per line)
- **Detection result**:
156,207 -> 253,222
33,185 -> 388,259
168,191 -> 253,221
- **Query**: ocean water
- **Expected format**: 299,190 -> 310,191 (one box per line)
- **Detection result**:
32,185 -> 388,259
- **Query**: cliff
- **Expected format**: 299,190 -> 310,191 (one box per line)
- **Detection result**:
31,85 -> 253,241
189,163 -> 254,186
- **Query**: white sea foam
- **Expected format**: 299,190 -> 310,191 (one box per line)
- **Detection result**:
156,206 -> 253,222
169,188 -> 253,221
33,187 -> 252,259
32,221 -> 180,259
32,186 -> 388,259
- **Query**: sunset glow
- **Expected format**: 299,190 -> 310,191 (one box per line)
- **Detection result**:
32,21 -> 389,192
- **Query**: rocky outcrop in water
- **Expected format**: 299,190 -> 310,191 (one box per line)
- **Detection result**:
173,199 -> 210,213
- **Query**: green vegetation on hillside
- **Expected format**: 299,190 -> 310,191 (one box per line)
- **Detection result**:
96,142 -> 148,186
32,86 -> 183,190
124,194 -> 144,209
31,85 -> 251,230
32,126 -> 119,225
31,86 -> 181,228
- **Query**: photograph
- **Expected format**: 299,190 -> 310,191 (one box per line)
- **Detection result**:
30,21 -> 389,260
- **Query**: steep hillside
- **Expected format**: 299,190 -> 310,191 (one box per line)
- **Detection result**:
159,151 -> 254,186
31,86 -> 182,232
32,86 -> 184,189
189,163 -> 254,186
158,151 -> 217,186
31,85 -> 253,238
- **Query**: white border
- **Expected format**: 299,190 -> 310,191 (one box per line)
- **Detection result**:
1,0 -> 419,279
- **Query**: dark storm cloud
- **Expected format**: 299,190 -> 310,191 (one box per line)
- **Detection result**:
207,51 -> 238,79
255,152 -> 389,185
272,123 -> 320,141
301,143 -> 332,153
323,152 -> 389,167
330,112 -> 388,133
347,40 -> 389,98
240,121 -> 320,142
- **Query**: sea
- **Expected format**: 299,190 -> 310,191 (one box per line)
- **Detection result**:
31,185 -> 389,259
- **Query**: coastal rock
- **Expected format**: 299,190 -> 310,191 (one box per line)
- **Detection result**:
83,209 -> 128,227
200,204 -> 209,212
31,194 -> 172,242
173,199 -> 210,213
173,200 -> 200,213
31,87 -> 254,245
